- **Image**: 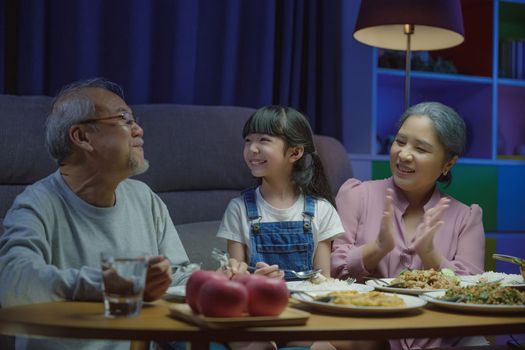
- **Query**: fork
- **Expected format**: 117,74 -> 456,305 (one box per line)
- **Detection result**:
215,247 -> 323,279
171,262 -> 201,273
211,248 -> 230,269
363,276 -> 390,286
292,291 -> 334,303
345,278 -> 356,285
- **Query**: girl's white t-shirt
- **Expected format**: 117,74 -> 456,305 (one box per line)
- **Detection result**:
217,187 -> 344,260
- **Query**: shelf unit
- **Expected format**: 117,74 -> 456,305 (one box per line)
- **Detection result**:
371,0 -> 525,161
349,0 -> 525,273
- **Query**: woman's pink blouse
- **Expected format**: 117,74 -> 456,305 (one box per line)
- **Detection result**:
331,178 -> 485,280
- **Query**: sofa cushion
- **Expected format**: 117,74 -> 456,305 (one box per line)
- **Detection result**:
314,135 -> 353,196
133,104 -> 257,192
0,95 -> 56,184
176,220 -> 225,270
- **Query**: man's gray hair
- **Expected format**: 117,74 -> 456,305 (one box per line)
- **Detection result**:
45,77 -> 124,164
397,101 -> 466,186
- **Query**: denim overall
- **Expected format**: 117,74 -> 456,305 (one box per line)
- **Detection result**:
243,189 -> 315,281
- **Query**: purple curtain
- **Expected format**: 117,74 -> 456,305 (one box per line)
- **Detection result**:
1,0 -> 350,139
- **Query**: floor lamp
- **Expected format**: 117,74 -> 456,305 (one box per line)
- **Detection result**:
353,0 -> 465,110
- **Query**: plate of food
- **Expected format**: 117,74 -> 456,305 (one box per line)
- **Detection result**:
459,272 -> 525,289
163,285 -> 186,302
292,290 -> 426,315
420,284 -> 525,313
287,278 -> 373,293
365,269 -> 461,295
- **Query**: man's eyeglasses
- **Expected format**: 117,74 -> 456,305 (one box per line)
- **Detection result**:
78,111 -> 139,126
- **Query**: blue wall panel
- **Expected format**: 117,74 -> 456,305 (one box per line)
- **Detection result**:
497,165 -> 525,231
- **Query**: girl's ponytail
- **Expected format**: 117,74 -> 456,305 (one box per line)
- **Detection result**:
293,152 -> 336,208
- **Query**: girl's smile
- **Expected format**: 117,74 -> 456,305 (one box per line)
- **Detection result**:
243,133 -> 292,179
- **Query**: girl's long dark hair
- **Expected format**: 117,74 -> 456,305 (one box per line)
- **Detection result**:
242,105 -> 336,207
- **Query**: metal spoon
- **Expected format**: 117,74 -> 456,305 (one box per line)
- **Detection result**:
283,268 -> 323,279
493,254 -> 525,267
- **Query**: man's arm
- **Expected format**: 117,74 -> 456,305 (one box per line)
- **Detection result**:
0,193 -> 104,307
152,194 -> 191,287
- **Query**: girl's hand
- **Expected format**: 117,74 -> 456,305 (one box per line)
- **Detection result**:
228,258 -> 249,275
218,258 -> 249,279
413,197 -> 450,256
254,261 -> 285,279
375,188 -> 396,254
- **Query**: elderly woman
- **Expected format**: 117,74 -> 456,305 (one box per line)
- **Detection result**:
332,102 -> 485,349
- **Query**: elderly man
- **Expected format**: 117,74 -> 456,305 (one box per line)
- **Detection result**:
0,78 -> 189,350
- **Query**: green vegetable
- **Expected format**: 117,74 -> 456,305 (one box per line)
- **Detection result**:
398,268 -> 411,275
441,268 -> 455,277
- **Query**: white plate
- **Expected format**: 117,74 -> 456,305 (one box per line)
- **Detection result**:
365,278 -> 460,295
420,291 -> 525,313
287,281 -> 373,293
292,291 -> 426,315
500,281 -> 525,289
163,285 -> 186,301
459,274 -> 525,289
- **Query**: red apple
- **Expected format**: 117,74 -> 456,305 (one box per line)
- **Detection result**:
245,276 -> 289,316
198,279 -> 249,317
186,270 -> 227,313
231,272 -> 258,285
231,273 -> 260,313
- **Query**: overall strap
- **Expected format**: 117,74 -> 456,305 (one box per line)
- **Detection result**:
303,195 -> 316,218
302,195 -> 316,232
242,188 -> 260,221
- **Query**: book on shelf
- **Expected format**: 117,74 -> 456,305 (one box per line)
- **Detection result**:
499,39 -> 525,80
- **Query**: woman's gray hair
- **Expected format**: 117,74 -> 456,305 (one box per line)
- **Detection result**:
397,101 -> 466,186
45,78 -> 124,164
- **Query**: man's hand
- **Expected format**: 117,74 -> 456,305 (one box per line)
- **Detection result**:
102,267 -> 135,296
143,256 -> 173,302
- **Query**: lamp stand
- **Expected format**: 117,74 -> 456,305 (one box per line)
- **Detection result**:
404,24 -> 414,111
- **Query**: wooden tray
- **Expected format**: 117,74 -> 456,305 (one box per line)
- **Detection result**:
169,304 -> 310,329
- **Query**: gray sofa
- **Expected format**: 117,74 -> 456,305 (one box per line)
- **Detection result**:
0,94 -> 353,269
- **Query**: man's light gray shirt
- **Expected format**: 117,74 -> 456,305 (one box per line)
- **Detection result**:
0,170 -> 189,349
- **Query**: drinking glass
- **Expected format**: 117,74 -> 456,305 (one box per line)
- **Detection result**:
101,254 -> 148,318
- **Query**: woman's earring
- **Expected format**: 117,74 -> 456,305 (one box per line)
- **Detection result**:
443,170 -> 448,176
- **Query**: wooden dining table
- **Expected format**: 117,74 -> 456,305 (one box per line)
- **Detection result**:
0,299 -> 524,350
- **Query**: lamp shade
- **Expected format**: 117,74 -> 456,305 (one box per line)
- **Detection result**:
354,0 -> 464,51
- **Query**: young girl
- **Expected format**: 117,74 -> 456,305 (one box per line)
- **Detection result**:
217,106 -> 385,350
217,106 -> 383,350
217,105 -> 343,281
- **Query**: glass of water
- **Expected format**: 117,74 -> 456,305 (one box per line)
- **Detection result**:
101,253 -> 148,318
